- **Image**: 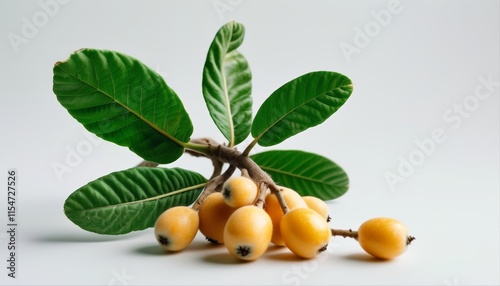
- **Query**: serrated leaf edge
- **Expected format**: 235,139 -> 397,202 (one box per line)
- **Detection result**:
54,50 -> 187,148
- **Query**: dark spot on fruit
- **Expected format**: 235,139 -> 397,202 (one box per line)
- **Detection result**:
158,235 -> 169,246
236,245 -> 251,257
206,237 -> 219,244
327,215 -> 331,222
318,244 -> 328,253
222,187 -> 231,199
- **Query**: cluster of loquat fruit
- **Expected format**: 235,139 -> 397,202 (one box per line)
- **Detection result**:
154,173 -> 414,261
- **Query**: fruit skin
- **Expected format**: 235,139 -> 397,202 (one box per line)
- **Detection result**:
154,206 -> 199,252
223,205 -> 272,261
357,217 -> 409,259
303,196 -> 330,221
280,207 -> 331,259
264,187 -> 307,246
222,176 -> 258,208
198,192 -> 236,243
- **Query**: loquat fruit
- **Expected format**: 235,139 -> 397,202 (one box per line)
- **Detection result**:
222,176 -> 259,208
303,195 -> 331,222
264,187 -> 307,246
154,206 -> 199,252
198,192 -> 236,244
357,217 -> 412,259
223,205 -> 272,261
280,207 -> 331,259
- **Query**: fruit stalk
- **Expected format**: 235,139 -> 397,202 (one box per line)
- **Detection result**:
254,182 -> 268,209
136,161 -> 159,167
331,228 -> 416,246
269,186 -> 290,214
331,228 -> 358,239
189,139 -> 291,214
191,164 -> 236,211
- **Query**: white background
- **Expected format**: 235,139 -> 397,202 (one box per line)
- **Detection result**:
0,0 -> 499,285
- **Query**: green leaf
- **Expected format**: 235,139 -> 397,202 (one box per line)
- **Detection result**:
64,167 -> 207,235
53,48 -> 193,164
251,150 -> 349,200
202,21 -> 252,146
251,71 -> 353,147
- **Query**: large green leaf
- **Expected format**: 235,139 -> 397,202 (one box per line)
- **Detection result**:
251,71 -> 352,146
202,21 -> 252,146
53,48 -> 192,164
64,167 -> 207,235
251,150 -> 349,200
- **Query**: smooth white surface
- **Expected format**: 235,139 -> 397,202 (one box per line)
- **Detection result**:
0,0 -> 499,285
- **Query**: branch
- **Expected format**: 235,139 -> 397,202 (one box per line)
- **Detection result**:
254,182 -> 268,209
204,143 -> 291,214
185,137 -> 218,158
191,164 -> 236,211
185,138 -> 225,180
268,185 -> 290,214
135,140 -> 291,214
210,159 -> 224,180
136,161 -> 159,167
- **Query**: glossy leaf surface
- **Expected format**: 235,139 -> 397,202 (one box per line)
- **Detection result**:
64,167 -> 207,235
251,71 -> 352,146
251,150 -> 349,200
53,49 -> 192,164
202,21 -> 252,146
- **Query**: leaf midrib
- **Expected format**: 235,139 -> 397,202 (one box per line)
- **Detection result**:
55,59 -> 186,148
259,166 -> 328,185
66,182 -> 207,214
255,83 -> 352,142
221,65 -> 235,147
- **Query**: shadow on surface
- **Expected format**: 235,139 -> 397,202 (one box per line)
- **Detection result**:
186,240 -> 224,251
265,244 -> 287,253
35,232 -> 140,243
265,251 -> 305,262
201,252 -> 246,265
134,244 -> 170,256
133,240 -> 223,256
342,253 -> 390,263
